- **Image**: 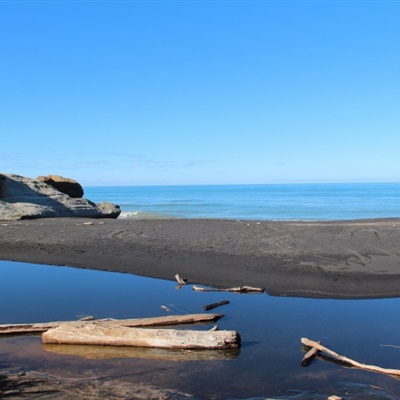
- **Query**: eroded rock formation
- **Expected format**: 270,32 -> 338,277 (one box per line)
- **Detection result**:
36,175 -> 84,198
0,173 -> 120,220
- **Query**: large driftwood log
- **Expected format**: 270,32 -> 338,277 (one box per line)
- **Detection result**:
193,285 -> 264,293
0,314 -> 223,336
301,338 -> 400,377
42,323 -> 241,349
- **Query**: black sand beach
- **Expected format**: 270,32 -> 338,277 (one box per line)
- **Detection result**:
1,217 -> 400,299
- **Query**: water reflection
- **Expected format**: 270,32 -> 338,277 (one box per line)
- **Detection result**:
1,261 -> 400,399
43,344 -> 241,361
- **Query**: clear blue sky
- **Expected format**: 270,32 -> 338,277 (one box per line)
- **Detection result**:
1,0 -> 399,186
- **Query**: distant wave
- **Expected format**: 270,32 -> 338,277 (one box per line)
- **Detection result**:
118,210 -> 178,220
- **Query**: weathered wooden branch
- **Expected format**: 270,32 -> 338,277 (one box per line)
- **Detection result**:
203,300 -> 230,311
193,285 -> 264,293
42,323 -> 241,349
209,326 -> 219,331
175,274 -> 187,285
301,341 -> 320,366
301,338 -> 400,377
0,314 -> 223,336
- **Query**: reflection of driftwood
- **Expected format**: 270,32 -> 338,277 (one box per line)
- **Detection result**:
42,323 -> 241,349
0,314 -> 223,336
203,300 -> 230,311
301,338 -> 400,377
193,285 -> 264,293
43,343 -> 240,361
301,341 -> 320,366
175,274 -> 187,285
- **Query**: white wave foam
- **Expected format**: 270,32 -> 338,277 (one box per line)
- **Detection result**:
118,210 -> 177,220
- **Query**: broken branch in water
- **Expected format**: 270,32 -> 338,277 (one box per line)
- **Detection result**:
301,341 -> 320,366
0,314 -> 224,336
203,300 -> 230,311
301,338 -> 400,377
209,326 -> 219,331
193,285 -> 264,293
175,274 -> 187,285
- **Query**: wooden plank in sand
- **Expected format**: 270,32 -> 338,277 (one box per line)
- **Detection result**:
0,314 -> 223,335
42,323 -> 241,349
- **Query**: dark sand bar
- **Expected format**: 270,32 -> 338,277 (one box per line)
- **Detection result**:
1,218 -> 400,299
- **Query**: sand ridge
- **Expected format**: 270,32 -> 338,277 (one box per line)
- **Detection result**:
0,218 -> 399,298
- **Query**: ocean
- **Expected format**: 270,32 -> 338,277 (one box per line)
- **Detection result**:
84,182 -> 400,221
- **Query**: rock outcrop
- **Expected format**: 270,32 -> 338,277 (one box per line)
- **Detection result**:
0,173 -> 121,220
37,175 -> 84,198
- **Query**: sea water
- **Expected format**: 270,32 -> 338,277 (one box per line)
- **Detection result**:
84,182 -> 400,221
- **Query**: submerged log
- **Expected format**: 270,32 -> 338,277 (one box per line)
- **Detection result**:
203,300 -> 230,311
193,285 -> 264,293
0,313 -> 223,336
42,323 -> 241,349
301,338 -> 400,377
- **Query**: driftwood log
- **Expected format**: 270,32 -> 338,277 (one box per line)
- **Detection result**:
0,314 -> 223,336
193,285 -> 264,293
203,300 -> 230,311
301,338 -> 400,377
42,323 -> 241,349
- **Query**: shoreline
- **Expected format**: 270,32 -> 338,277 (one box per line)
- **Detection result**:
1,217 -> 400,299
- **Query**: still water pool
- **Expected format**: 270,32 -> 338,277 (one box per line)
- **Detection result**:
1,261 -> 400,399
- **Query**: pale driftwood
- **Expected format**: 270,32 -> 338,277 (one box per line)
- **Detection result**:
43,343 -> 239,361
209,326 -> 219,331
203,300 -> 230,311
301,338 -> 400,377
175,274 -> 187,285
301,341 -> 320,366
42,323 -> 241,349
0,313 -> 223,335
78,316 -> 95,321
193,285 -> 264,293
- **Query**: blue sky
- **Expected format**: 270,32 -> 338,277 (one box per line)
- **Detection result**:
1,0 -> 399,186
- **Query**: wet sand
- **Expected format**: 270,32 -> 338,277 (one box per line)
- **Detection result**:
1,217 -> 400,299
0,368 -> 197,399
